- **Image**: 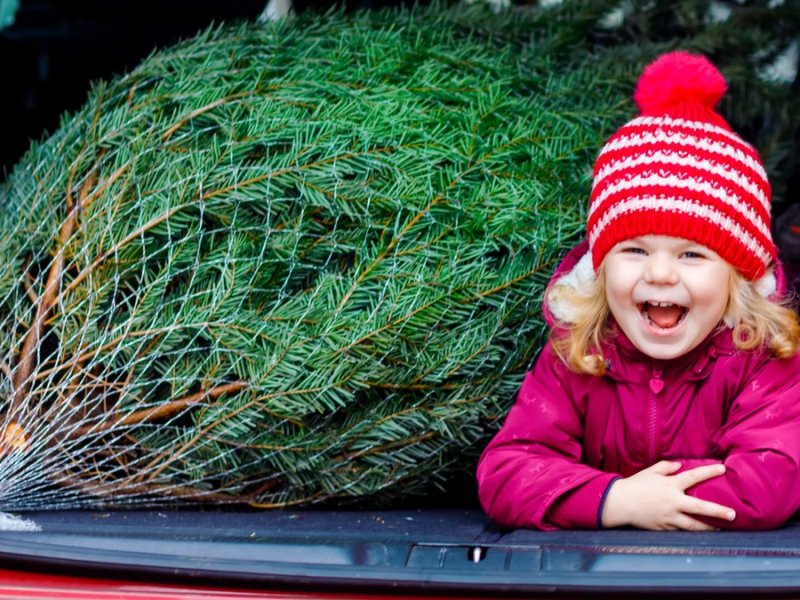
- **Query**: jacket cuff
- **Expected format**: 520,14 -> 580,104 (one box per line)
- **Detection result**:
597,476 -> 622,528
545,473 -> 621,529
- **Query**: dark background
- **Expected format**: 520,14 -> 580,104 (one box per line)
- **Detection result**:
0,0 -> 421,182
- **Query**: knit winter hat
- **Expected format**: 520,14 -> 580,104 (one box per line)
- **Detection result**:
587,51 -> 776,280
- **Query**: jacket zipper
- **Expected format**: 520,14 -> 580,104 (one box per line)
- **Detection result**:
648,366 -> 663,465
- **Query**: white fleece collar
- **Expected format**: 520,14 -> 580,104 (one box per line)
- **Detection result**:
548,252 -> 595,324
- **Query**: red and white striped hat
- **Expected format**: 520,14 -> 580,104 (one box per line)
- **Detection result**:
587,51 -> 776,280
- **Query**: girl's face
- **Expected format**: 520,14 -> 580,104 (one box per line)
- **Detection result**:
603,235 -> 733,360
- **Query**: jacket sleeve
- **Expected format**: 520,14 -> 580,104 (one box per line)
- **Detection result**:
476,344 -> 620,530
681,353 -> 800,530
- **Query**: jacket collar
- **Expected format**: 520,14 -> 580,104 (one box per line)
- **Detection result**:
600,321 -> 736,384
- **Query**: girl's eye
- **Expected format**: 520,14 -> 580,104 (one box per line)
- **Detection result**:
682,251 -> 705,259
622,247 -> 647,255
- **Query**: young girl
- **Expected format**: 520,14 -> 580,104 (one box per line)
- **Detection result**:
476,51 -> 800,532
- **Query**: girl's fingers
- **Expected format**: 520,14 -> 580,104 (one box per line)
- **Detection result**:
674,463 -> 726,488
681,497 -> 736,522
672,514 -> 720,532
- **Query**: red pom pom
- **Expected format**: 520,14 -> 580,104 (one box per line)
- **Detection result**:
633,51 -> 727,115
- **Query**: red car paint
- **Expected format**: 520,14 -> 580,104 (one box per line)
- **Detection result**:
0,568 -> 455,600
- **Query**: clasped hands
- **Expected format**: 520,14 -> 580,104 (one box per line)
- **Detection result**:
601,461 -> 736,531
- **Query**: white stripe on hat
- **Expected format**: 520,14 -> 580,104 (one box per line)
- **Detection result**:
630,115 -> 753,148
589,196 -> 773,266
599,126 -> 769,183
589,174 -> 772,239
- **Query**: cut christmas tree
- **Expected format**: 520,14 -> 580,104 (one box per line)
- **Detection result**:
0,0 -> 794,510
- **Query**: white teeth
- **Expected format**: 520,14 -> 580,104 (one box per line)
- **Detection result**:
648,301 -> 676,307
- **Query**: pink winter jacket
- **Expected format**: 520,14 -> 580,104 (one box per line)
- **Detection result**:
476,241 -> 800,531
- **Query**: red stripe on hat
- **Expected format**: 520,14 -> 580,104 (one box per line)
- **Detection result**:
590,208 -> 770,280
587,187 -> 774,259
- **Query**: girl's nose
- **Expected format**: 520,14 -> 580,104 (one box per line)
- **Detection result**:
644,254 -> 680,285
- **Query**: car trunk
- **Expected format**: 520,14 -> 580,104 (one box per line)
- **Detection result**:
1,509 -> 800,596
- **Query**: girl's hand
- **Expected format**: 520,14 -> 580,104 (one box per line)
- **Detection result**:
601,461 -> 736,531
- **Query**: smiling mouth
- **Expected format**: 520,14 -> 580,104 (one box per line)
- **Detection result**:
638,301 -> 688,330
